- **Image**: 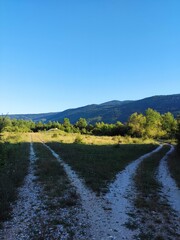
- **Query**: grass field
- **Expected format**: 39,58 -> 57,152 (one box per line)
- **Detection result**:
37,130 -> 157,145
46,141 -> 157,194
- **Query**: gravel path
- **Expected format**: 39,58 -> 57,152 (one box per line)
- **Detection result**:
132,145 -> 180,239
43,143 -> 111,239
104,145 -> 163,239
0,142 -> 48,240
0,140 -> 86,240
44,143 -> 163,239
158,145 -> 180,214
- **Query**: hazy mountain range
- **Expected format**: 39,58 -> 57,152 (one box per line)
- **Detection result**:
9,94 -> 180,124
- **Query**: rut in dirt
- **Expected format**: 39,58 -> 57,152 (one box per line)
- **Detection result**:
43,142 -> 163,240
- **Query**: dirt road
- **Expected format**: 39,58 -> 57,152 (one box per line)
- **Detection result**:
0,141 -> 179,240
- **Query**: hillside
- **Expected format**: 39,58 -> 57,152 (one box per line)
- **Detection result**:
9,94 -> 180,123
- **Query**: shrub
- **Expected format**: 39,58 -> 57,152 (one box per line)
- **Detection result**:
74,135 -> 83,144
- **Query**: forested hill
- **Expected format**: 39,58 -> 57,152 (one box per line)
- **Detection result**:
9,94 -> 180,123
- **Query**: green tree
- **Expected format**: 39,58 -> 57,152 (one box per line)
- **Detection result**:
35,121 -> 44,132
63,118 -> 73,132
112,121 -> 127,136
145,108 -> 165,138
0,116 -> 12,133
75,118 -> 88,130
127,113 -> 146,137
161,112 -> 177,138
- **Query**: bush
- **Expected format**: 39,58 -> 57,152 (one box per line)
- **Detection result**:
74,135 -> 83,144
52,133 -> 58,138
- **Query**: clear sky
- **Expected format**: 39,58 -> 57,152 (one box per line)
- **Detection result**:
0,0 -> 180,114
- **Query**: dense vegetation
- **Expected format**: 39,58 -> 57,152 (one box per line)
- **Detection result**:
0,108 -> 178,139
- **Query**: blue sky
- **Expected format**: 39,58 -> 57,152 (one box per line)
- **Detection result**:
0,0 -> 180,114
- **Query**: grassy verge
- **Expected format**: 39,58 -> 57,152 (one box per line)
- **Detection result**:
0,140 -> 29,223
167,148 -> 180,188
46,142 -> 157,194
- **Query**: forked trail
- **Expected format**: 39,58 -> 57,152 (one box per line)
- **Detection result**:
1,140 -> 179,239
43,142 -> 163,239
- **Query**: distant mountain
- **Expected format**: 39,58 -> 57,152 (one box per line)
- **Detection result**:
9,94 -> 180,124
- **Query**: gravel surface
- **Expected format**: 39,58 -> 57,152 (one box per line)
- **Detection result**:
158,145 -> 180,214
105,145 -> 163,239
0,142 -> 48,240
0,141 -> 85,240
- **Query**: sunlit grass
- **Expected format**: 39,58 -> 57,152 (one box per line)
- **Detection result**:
1,132 -> 31,143
35,130 -> 157,145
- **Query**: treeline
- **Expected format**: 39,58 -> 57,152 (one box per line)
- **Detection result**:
0,108 -> 179,139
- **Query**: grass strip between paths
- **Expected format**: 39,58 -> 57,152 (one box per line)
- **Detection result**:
46,142 -> 157,194
32,142 -> 80,239
134,145 -> 171,210
33,142 -> 79,209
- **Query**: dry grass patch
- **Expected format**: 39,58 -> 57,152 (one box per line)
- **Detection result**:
36,131 -> 156,145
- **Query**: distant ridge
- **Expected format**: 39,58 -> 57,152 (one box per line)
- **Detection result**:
9,94 -> 180,123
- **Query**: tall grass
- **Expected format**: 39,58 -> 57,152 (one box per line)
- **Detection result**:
46,142 -> 157,194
